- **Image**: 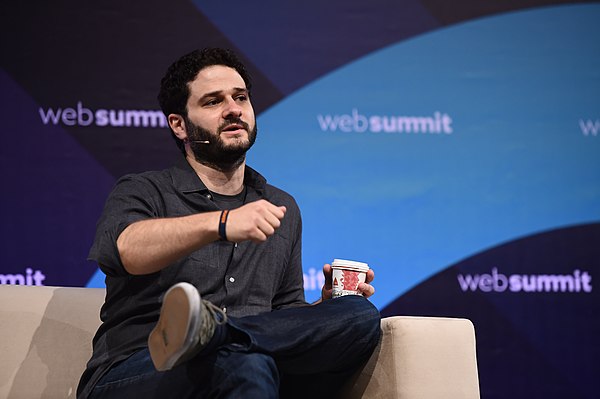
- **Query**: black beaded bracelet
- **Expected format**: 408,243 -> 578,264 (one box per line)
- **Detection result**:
218,209 -> 229,241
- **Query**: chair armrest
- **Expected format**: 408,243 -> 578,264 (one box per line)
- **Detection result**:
344,316 -> 480,399
0,285 -> 105,399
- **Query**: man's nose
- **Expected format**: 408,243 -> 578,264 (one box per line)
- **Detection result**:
222,97 -> 242,119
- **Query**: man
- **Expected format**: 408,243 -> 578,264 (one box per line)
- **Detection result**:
77,48 -> 380,399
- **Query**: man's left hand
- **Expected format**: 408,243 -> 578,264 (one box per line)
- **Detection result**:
320,263 -> 375,301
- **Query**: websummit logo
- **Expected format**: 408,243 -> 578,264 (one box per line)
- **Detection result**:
0,268 -> 46,286
317,109 -> 453,135
38,101 -> 167,128
457,268 -> 592,293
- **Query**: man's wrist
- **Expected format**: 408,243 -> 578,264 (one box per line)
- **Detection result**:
218,210 -> 229,241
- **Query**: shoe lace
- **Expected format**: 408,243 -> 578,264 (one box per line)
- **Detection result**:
199,300 -> 228,346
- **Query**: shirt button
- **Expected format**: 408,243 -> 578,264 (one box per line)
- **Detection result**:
229,277 -> 235,283
206,194 -> 212,199
222,307 -> 227,313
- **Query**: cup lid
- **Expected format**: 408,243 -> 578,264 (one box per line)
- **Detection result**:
331,258 -> 369,272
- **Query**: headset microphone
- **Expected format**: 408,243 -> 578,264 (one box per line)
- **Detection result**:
185,139 -> 210,144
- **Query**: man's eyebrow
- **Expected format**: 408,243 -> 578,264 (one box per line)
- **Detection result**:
199,87 -> 248,101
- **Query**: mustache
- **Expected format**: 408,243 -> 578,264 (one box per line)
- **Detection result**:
217,117 -> 250,134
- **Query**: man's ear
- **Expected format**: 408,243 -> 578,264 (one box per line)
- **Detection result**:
168,114 -> 187,141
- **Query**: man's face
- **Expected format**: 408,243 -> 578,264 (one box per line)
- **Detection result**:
183,65 -> 257,171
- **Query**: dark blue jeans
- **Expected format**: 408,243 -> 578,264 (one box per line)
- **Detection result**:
90,295 -> 381,399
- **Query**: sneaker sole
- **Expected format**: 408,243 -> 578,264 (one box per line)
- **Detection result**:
148,282 -> 201,371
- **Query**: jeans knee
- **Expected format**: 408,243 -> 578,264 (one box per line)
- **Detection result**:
364,296 -> 382,323
341,296 -> 382,350
362,298 -> 382,339
346,295 -> 381,326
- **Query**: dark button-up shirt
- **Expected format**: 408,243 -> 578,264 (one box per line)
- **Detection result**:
78,161 -> 306,398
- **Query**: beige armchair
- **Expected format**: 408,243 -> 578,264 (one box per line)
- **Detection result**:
0,285 -> 479,398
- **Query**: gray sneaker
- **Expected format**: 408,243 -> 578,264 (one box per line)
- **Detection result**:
148,282 -> 227,371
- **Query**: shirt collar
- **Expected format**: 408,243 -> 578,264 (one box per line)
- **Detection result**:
171,159 -> 267,196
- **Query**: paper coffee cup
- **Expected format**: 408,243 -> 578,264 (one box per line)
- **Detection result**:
331,259 -> 369,298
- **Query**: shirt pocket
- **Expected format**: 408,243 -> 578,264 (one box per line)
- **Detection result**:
188,246 -> 219,269
158,245 -> 220,289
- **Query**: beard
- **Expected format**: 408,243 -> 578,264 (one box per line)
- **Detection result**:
184,116 -> 257,172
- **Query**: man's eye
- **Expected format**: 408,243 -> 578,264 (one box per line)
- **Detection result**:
236,95 -> 248,102
205,99 -> 219,106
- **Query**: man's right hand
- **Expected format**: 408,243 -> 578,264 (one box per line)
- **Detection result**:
225,199 -> 286,243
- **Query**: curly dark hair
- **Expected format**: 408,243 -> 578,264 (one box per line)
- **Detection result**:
158,48 -> 252,154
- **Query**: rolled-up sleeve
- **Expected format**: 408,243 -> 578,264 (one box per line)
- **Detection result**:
88,175 -> 161,277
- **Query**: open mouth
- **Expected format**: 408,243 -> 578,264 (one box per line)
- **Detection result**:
220,122 -> 248,135
222,124 -> 245,132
